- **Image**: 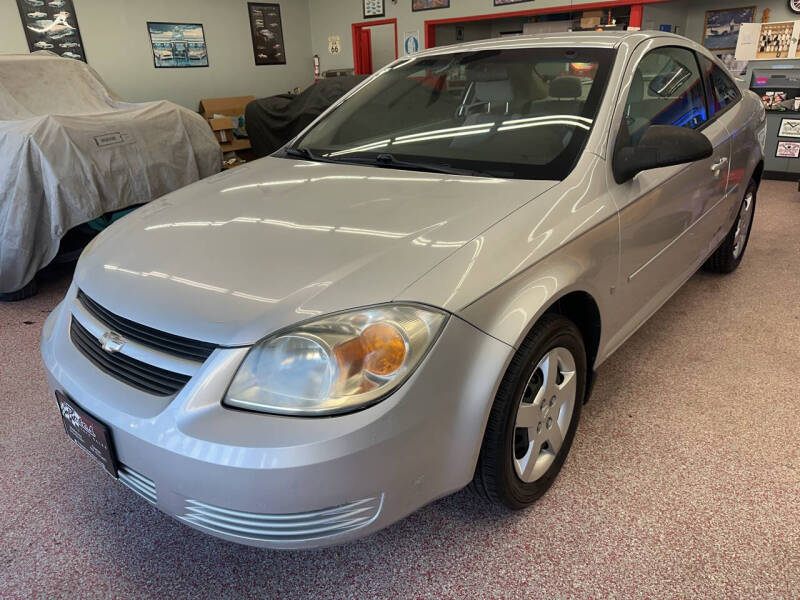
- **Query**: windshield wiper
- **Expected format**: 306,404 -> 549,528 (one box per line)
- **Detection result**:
282,146 -> 325,161
283,148 -> 488,177
338,153 -> 485,177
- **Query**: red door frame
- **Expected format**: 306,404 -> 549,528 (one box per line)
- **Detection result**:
358,29 -> 373,74
352,18 -> 399,75
423,0 -> 671,48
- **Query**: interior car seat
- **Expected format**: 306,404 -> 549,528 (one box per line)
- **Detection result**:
529,75 -> 584,116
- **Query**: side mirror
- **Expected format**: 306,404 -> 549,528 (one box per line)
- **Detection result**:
613,124 -> 713,184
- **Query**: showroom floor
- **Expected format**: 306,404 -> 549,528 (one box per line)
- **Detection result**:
1,180 -> 798,599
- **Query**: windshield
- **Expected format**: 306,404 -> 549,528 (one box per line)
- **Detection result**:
291,47 -> 615,180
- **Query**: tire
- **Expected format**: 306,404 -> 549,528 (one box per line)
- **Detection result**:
471,313 -> 587,509
0,277 -> 38,302
703,178 -> 757,274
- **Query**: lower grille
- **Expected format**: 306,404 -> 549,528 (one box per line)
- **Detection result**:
118,465 -> 157,504
70,317 -> 190,396
180,495 -> 384,543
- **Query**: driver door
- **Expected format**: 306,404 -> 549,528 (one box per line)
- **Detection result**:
606,42 -> 731,351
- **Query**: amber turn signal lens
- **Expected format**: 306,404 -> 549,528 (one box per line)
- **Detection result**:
361,323 -> 406,376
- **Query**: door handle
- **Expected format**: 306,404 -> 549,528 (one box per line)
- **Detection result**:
710,157 -> 728,172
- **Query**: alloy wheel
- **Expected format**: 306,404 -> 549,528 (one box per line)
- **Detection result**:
732,192 -> 754,259
513,347 -> 577,483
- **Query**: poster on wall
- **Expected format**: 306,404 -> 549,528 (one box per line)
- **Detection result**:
756,21 -> 795,58
248,3 -> 286,65
15,0 -> 87,62
776,140 -> 800,157
736,20 -> 800,60
761,90 -> 787,110
779,118 -> 800,137
735,22 -> 761,59
148,23 -> 208,68
412,0 -> 450,12
702,6 -> 756,50
363,0 -> 385,19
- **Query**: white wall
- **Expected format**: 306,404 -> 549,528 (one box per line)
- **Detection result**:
310,0 -> 606,71
435,21 -> 493,47
642,0 -> 688,35
0,0 -> 313,108
4,0 -> 798,105
370,22 -> 397,70
310,0 -> 800,71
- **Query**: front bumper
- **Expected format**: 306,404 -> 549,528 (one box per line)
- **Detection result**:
41,284 -> 514,549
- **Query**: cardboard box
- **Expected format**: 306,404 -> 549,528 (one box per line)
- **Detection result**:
580,10 -> 603,29
198,96 -> 255,119
208,116 -> 234,144
198,96 -> 255,152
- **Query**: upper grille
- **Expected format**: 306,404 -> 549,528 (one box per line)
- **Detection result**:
77,290 -> 216,362
70,317 -> 190,396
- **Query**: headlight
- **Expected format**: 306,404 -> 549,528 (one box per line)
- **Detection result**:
223,304 -> 448,416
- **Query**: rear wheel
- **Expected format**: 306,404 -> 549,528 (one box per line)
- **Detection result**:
471,314 -> 586,509
704,179 -> 757,274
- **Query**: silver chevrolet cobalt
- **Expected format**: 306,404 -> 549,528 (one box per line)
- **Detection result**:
42,32 -> 764,548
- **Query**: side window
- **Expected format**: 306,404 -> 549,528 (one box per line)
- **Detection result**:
623,46 -> 708,144
698,55 -> 741,117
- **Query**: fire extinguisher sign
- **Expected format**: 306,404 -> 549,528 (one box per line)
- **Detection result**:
404,31 -> 420,55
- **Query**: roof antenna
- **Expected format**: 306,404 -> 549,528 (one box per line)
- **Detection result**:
570,0 -> 575,32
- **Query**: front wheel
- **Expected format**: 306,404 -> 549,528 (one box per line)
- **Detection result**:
471,314 -> 586,509
704,179 -> 757,274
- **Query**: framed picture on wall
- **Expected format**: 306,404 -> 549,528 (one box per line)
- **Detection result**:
776,140 -> 800,157
702,6 -> 756,50
364,0 -> 385,19
147,23 -> 208,68
15,0 -> 87,62
412,0 -> 450,12
247,3 -> 287,65
779,118 -> 800,137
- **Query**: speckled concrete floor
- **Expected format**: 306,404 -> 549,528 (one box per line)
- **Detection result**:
1,180 -> 799,599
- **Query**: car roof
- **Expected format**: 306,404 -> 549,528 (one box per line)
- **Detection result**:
414,30 -> 691,55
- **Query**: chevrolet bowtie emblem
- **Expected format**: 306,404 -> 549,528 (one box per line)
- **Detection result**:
100,331 -> 126,353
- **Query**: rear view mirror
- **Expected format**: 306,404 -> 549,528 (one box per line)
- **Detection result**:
613,125 -> 713,184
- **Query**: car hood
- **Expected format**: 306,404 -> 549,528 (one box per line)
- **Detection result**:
76,158 -> 556,346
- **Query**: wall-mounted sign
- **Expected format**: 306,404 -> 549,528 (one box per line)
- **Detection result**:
364,0 -> 385,18
779,118 -> 800,137
15,0 -> 87,62
703,6 -> 756,50
247,3 -> 286,65
756,21 -> 794,58
736,20 -> 800,60
404,30 -> 420,55
789,0 -> 800,14
147,22 -> 208,68
412,0 -> 450,11
328,35 -> 341,55
776,140 -> 800,157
